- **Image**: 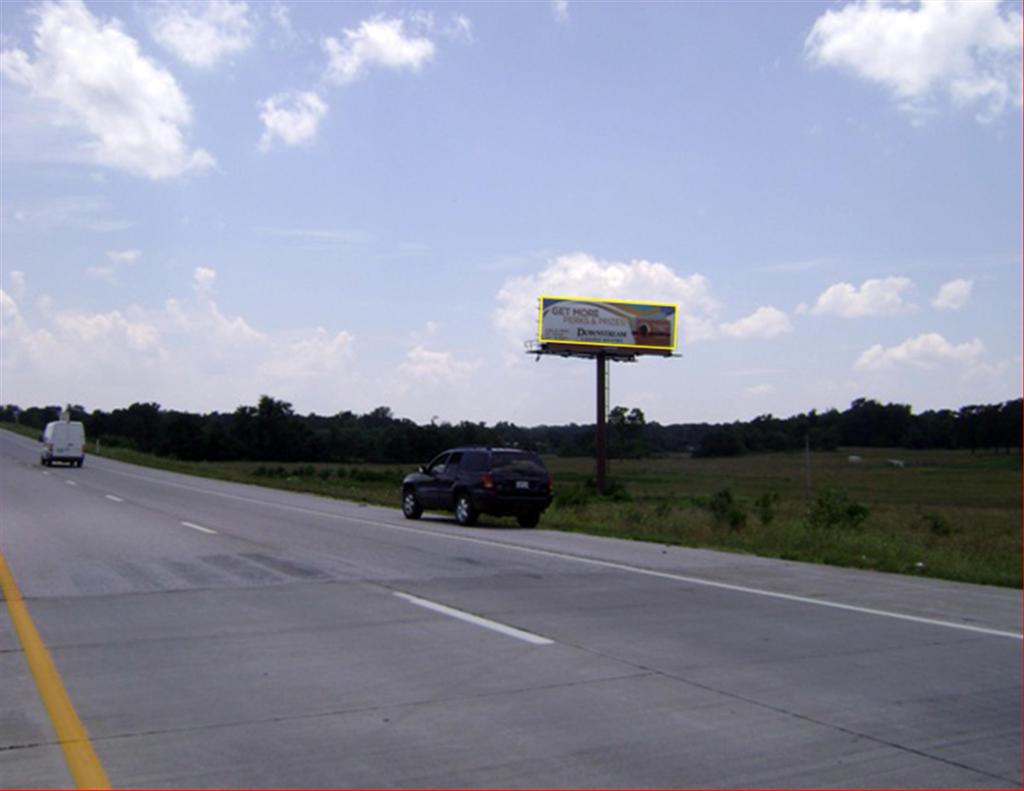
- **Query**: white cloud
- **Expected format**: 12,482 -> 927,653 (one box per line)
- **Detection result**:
0,271 -> 359,412
193,266 -> 218,295
323,17 -> 435,85
809,277 -> 915,318
552,1 -> 570,24
4,196 -> 131,233
149,0 -> 255,69
0,0 -> 215,179
9,271 -> 27,300
258,91 -> 328,151
1,289 -> 22,324
806,0 -> 1023,122
87,248 -> 142,284
258,226 -> 370,247
445,15 -> 475,43
258,328 -> 355,382
55,309 -> 161,352
107,249 -> 141,264
495,253 -> 721,350
86,266 -> 117,284
270,2 -> 293,35
719,306 -> 793,340
407,11 -> 473,42
398,345 -> 480,385
932,278 -> 973,310
409,320 -> 441,345
854,332 -> 985,372
745,383 -> 777,397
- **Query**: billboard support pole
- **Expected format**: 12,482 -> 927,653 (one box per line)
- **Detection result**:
596,351 -> 607,495
532,296 -> 680,498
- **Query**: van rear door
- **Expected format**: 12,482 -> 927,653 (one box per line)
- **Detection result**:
53,422 -> 85,459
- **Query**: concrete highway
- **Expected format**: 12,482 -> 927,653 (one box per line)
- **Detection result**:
1,428 -> 1020,788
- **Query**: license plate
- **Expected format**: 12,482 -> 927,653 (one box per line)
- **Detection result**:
516,480 -> 529,490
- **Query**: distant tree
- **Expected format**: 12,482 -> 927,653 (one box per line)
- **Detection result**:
609,406 -> 647,458
361,406 -> 395,429
21,405 -> 61,429
160,412 -> 207,460
203,417 -> 234,461
113,403 -> 163,452
694,425 -> 745,457
252,395 -> 306,461
4,394 -> 1017,464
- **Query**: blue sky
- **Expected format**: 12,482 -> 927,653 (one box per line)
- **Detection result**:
1,0 -> 1021,426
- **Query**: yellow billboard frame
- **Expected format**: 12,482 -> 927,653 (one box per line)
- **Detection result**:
538,296 -> 680,353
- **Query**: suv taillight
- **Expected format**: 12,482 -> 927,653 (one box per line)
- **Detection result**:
482,473 -> 495,490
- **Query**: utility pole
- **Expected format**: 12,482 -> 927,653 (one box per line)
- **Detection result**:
596,351 -> 608,495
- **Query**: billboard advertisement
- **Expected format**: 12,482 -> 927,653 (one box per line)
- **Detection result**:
538,296 -> 678,353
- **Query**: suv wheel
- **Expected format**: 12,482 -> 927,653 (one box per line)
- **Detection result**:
454,492 -> 478,526
402,488 -> 423,520
516,511 -> 541,528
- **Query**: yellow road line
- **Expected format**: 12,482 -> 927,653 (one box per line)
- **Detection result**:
0,550 -> 111,789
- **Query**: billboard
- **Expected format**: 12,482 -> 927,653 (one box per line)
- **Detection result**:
538,296 -> 678,353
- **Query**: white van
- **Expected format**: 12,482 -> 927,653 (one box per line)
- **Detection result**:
40,420 -> 86,467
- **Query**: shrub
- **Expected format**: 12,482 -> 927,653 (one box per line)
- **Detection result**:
654,499 -> 673,519
349,468 -> 399,483
253,465 -> 288,478
709,487 -> 747,531
585,477 -> 632,502
554,487 -> 591,509
554,478 -> 631,508
806,488 -> 869,532
754,491 -> 780,525
921,512 -> 954,536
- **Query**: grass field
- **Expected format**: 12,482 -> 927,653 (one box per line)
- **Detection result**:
6,425 -> 1020,587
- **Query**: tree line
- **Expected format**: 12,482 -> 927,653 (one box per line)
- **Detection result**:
692,398 -> 1021,457
1,395 -> 1019,463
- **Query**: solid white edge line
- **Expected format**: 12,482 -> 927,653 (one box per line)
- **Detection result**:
395,592 -> 553,645
105,495 -> 123,503
181,521 -> 217,534
92,463 -> 1023,641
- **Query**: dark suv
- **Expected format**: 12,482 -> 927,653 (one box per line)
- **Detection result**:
401,447 -> 553,527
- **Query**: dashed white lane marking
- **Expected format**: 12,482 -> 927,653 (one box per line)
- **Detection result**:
181,521 -> 217,535
395,592 -> 553,645
105,495 -> 123,503
93,463 -> 1023,641
64,480 -> 77,487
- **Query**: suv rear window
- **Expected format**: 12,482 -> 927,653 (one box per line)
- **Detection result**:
491,451 -> 547,474
461,451 -> 490,472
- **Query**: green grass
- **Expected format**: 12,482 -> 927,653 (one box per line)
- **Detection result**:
544,450 -> 1021,587
5,425 -> 1019,587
